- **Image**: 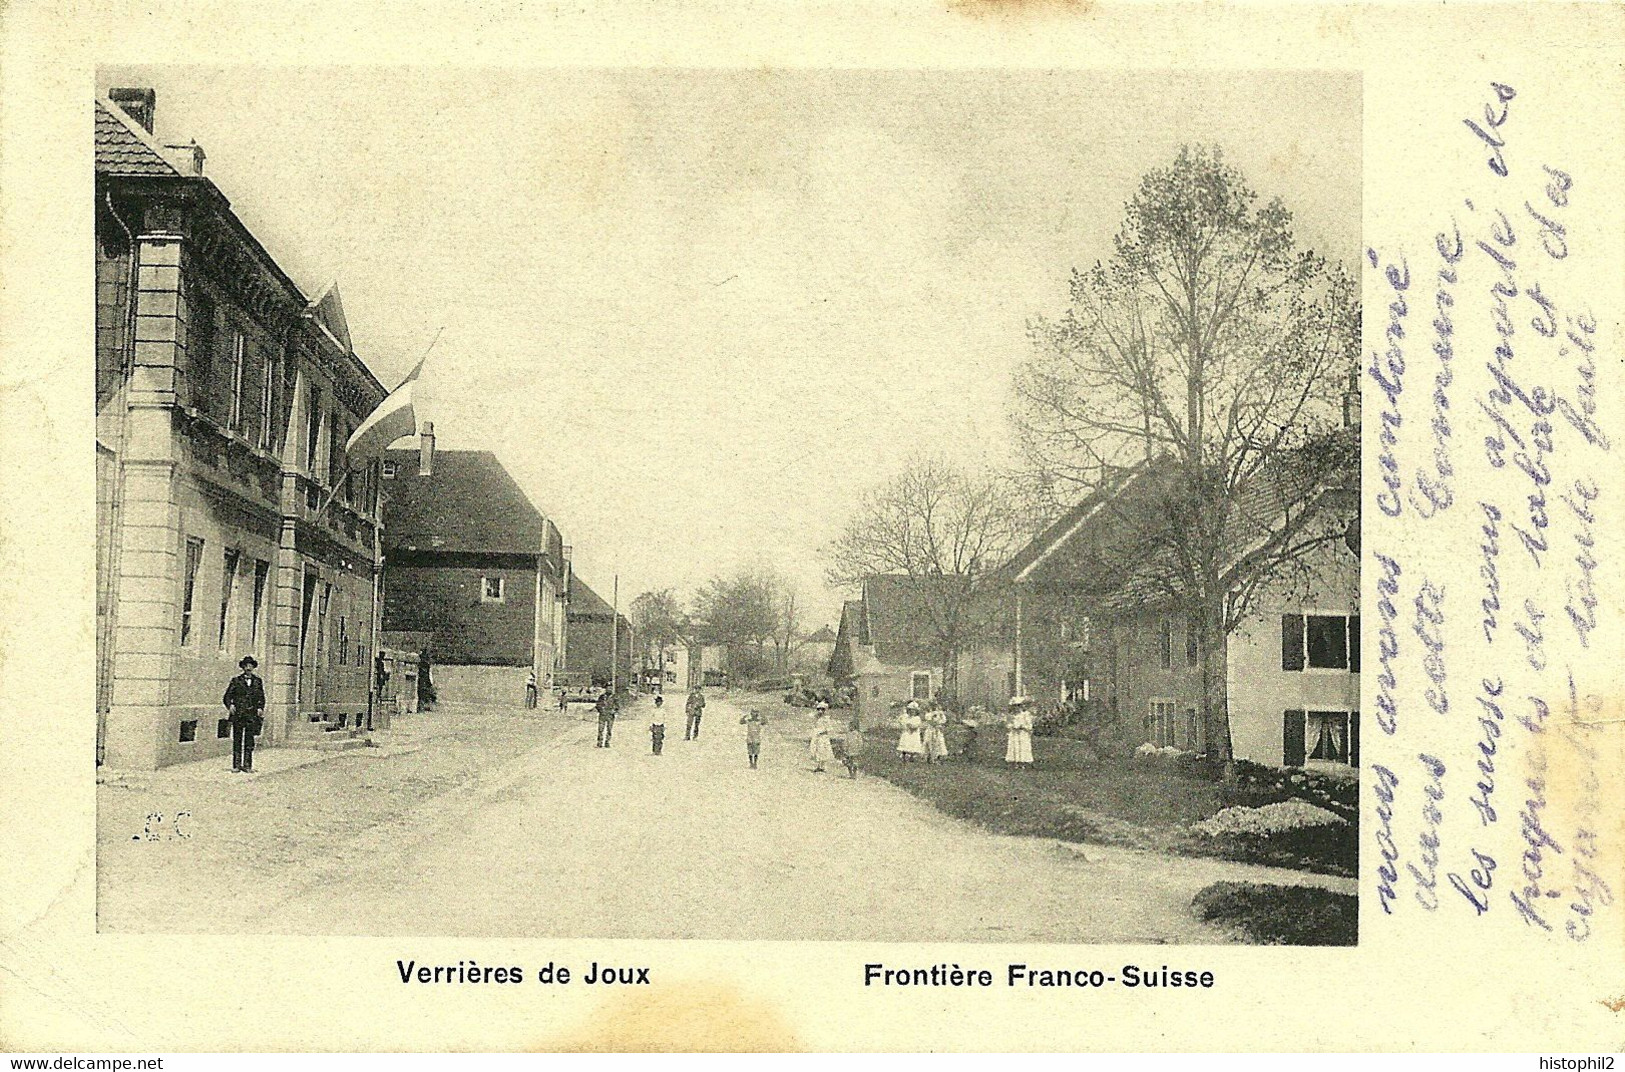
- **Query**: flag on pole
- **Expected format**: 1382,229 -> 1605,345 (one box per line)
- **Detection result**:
345,352 -> 428,470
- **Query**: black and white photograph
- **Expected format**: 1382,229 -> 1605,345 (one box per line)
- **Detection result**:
93,67 -> 1363,946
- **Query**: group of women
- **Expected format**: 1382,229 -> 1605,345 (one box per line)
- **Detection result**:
893,696 -> 1034,766
803,694 -> 1037,776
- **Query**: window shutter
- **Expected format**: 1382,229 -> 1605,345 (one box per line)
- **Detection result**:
1348,616 -> 1361,673
1281,615 -> 1305,671
1283,709 -> 1306,766
1349,711 -> 1361,766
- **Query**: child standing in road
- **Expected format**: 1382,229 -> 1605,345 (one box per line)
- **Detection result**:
808,702 -> 834,773
740,708 -> 766,769
650,694 -> 666,755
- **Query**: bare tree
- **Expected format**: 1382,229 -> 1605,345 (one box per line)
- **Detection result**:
1011,145 -> 1359,771
825,456 -> 1024,700
772,584 -> 803,674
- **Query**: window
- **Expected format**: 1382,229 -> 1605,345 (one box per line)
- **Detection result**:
1185,617 -> 1199,667
217,548 -> 240,650
179,537 -> 204,646
1283,709 -> 1360,766
383,460 -> 398,479
911,671 -> 931,701
259,350 -> 277,450
1077,615 -> 1092,652
1185,706 -> 1200,751
188,290 -> 215,395
337,616 -> 348,666
1149,699 -> 1178,747
178,719 -> 198,743
249,560 -> 270,649
1282,614 -> 1358,671
1307,711 -> 1351,762
228,330 -> 246,431
217,718 -> 231,739
482,576 -> 505,603
305,387 -> 321,473
1158,618 -> 1173,669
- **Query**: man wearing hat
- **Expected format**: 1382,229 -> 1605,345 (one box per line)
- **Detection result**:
222,655 -> 267,773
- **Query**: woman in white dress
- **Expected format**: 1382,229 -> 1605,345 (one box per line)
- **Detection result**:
808,702 -> 835,772
922,704 -> 949,763
1004,696 -> 1034,767
896,700 -> 925,761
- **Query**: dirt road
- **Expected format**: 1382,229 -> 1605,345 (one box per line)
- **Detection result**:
99,692 -> 1349,941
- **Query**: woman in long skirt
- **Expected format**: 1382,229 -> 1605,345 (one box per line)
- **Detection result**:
1004,696 -> 1034,767
896,700 -> 925,761
808,703 -> 835,772
922,704 -> 949,763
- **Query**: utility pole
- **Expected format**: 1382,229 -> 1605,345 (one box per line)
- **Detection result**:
611,573 -> 619,694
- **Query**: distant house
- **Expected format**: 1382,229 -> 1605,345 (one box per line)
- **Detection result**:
828,577 -> 956,728
564,577 -> 634,690
380,449 -> 567,705
966,438 -> 1360,769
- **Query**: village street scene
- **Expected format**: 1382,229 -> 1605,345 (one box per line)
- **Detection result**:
95,70 -> 1361,945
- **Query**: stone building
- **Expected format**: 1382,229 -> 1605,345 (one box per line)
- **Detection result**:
96,89 -> 388,769
379,449 -> 568,705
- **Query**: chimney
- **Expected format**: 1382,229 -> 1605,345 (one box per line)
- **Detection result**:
109,87 -> 156,134
417,421 -> 435,476
1342,368 -> 1361,428
164,140 -> 206,176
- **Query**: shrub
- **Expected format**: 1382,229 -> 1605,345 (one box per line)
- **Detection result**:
1192,881 -> 1356,945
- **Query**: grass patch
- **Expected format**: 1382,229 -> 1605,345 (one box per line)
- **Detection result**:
858,733 -> 1355,876
1192,881 -> 1357,945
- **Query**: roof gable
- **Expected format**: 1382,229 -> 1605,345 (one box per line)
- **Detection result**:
309,282 -> 354,352
95,98 -> 181,177
381,449 -> 545,555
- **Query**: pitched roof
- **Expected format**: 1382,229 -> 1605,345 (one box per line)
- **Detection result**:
804,625 -> 837,644
567,577 -> 616,619
96,98 -> 183,177
381,449 -> 545,555
861,575 -> 961,666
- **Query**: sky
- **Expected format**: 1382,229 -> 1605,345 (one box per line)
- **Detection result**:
100,66 -> 1360,629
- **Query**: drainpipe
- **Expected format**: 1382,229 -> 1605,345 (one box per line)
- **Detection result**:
98,192 -> 140,757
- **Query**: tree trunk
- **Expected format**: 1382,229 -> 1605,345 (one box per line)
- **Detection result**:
1199,584 -> 1233,778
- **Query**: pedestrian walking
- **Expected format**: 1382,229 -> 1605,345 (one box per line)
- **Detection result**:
1004,696 -> 1035,767
840,714 -> 863,779
922,702 -> 949,763
684,687 -> 706,740
808,702 -> 834,773
525,671 -> 538,709
595,689 -> 616,748
740,708 -> 766,769
221,655 -> 266,773
649,694 -> 666,755
558,688 -> 569,713
896,700 -> 925,761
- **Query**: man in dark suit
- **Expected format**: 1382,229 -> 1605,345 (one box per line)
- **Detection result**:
684,687 -> 706,740
594,688 -> 616,748
222,655 -> 267,773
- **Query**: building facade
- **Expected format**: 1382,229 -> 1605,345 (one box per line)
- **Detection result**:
379,449 -> 567,704
97,89 -> 387,769
828,580 -> 947,730
564,578 -> 633,690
